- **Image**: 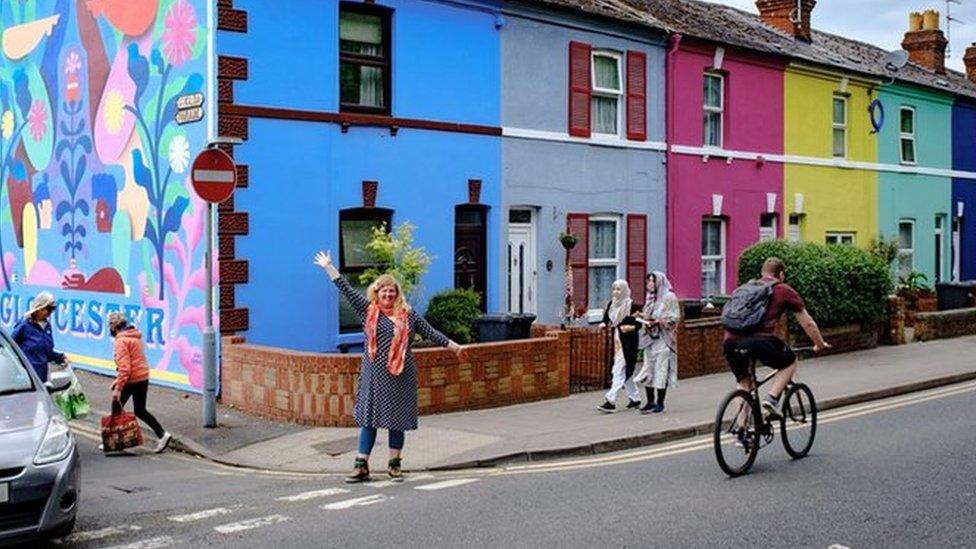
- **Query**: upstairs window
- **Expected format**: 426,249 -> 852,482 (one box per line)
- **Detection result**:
900,107 -> 917,165
825,232 -> 855,246
703,73 -> 724,148
832,95 -> 847,158
339,3 -> 391,114
591,52 -> 622,136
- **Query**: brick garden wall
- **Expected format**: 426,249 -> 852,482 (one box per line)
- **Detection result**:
220,332 -> 571,427
914,308 -> 976,341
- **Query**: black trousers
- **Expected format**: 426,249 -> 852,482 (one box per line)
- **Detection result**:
119,380 -> 166,438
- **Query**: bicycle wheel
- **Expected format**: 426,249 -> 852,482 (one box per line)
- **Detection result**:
713,389 -> 759,477
780,383 -> 817,459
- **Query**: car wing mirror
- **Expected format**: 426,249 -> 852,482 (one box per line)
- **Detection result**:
45,371 -> 71,393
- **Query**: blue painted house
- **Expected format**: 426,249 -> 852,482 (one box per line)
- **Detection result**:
216,0 -> 502,352
953,96 -> 976,281
499,1 -> 668,323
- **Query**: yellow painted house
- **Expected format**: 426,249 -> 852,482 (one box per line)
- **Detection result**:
785,64 -> 880,247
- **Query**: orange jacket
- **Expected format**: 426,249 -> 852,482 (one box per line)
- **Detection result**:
113,328 -> 150,387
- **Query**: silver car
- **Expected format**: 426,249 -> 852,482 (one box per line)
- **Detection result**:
0,329 -> 79,544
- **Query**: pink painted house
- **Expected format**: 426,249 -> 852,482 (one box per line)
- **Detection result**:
664,36 -> 786,298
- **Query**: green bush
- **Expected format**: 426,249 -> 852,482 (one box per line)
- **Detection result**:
737,240 -> 894,329
424,288 -> 482,344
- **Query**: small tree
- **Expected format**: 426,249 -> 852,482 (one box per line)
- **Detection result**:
358,222 -> 433,299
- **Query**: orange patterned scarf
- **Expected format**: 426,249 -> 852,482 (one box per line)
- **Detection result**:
365,303 -> 411,376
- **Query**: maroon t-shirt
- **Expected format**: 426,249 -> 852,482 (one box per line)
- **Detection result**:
725,276 -> 805,339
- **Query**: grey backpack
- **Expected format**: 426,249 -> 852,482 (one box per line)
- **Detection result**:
720,279 -> 778,333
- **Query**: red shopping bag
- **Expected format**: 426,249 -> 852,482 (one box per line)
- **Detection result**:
100,399 -> 143,452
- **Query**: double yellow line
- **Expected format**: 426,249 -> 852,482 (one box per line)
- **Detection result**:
66,380 -> 976,480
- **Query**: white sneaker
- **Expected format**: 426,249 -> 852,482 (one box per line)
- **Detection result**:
762,399 -> 783,420
154,432 -> 172,453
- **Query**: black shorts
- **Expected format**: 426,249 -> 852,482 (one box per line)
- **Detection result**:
723,335 -> 796,382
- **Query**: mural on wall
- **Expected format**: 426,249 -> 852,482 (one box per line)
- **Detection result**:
0,0 -> 209,391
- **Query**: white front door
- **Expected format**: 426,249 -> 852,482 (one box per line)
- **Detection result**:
507,212 -> 536,314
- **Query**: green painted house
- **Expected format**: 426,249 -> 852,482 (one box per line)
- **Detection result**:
877,83 -> 954,284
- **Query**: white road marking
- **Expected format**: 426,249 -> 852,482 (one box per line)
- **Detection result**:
55,525 -> 142,544
101,536 -> 178,549
168,507 -> 234,523
828,545 -> 851,549
275,487 -> 349,502
214,514 -> 291,534
321,494 -> 390,510
414,478 -> 480,491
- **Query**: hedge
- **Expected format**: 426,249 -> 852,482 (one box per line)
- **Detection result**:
737,240 -> 894,329
424,288 -> 482,344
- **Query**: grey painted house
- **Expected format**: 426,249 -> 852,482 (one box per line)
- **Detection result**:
499,1 -> 668,323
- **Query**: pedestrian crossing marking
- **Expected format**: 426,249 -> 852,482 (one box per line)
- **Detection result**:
168,507 -> 234,523
321,494 -> 390,510
214,514 -> 291,534
414,478 -> 480,491
276,487 -> 350,502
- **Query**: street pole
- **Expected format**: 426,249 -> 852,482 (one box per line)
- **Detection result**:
203,200 -> 216,428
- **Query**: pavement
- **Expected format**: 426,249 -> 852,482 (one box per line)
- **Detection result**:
70,336 -> 976,474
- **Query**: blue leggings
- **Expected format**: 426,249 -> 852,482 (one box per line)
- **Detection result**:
358,427 -> 405,455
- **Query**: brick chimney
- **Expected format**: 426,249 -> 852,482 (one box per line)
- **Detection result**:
902,10 -> 948,74
756,0 -> 816,42
964,44 -> 976,83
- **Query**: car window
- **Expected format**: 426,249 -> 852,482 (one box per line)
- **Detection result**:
0,341 -> 32,393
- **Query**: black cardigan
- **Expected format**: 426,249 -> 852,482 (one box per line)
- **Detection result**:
604,303 -> 640,371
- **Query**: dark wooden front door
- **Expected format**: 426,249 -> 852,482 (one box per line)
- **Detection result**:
455,205 -> 488,311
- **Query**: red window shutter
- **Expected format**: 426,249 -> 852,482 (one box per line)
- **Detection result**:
626,214 -> 648,300
626,51 -> 647,141
568,41 -> 592,138
567,213 -> 590,314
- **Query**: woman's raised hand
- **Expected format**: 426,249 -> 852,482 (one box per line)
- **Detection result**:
314,251 -> 340,280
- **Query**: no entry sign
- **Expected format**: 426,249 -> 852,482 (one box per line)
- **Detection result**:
191,148 -> 237,203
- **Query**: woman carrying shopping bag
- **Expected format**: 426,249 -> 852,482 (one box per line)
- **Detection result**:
634,271 -> 681,414
108,312 -> 171,453
11,291 -> 67,382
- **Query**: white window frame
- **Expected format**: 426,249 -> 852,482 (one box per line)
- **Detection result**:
587,215 -> 622,319
590,51 -> 623,137
788,214 -> 802,243
703,72 -> 724,148
900,106 -> 917,165
759,213 -> 778,242
898,219 -> 915,278
701,217 -> 727,297
952,216 -> 961,282
832,95 -> 848,159
825,232 -> 856,246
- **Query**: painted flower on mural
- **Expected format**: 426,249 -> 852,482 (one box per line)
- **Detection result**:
1,111 -> 12,140
64,51 -> 81,75
104,90 -> 125,134
27,100 -> 46,141
162,0 -> 198,67
168,134 -> 190,174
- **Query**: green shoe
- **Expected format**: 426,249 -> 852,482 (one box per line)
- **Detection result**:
388,457 -> 404,483
345,458 -> 371,484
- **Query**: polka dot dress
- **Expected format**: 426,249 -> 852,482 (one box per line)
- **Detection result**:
336,277 -> 450,431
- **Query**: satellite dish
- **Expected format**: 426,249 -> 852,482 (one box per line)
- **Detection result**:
885,50 -> 910,72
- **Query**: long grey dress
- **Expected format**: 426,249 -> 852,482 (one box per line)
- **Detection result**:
335,277 -> 450,431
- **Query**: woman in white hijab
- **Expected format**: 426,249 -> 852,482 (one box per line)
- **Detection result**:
634,271 -> 681,413
597,280 -> 642,413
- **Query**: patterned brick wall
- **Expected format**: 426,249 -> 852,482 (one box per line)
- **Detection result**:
914,308 -> 976,341
220,332 -> 571,426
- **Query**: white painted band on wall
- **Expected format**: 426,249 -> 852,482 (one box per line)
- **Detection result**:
502,127 -> 668,151
670,144 -> 976,180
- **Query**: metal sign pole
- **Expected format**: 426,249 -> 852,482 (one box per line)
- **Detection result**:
203,201 -> 216,428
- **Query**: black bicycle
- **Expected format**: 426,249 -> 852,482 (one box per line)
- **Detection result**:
713,346 -> 818,477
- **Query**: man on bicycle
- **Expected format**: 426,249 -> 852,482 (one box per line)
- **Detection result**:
723,257 -> 830,419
